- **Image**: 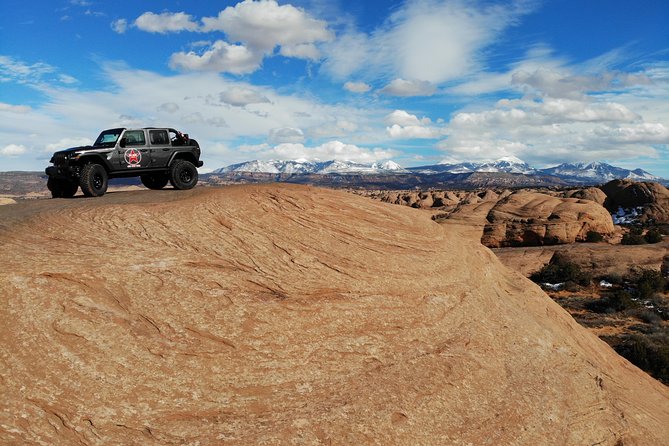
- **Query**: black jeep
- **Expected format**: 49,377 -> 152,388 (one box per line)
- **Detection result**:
45,127 -> 203,198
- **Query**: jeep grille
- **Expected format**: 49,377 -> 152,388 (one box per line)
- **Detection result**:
52,153 -> 68,165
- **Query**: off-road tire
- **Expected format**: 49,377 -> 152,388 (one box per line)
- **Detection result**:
79,163 -> 108,197
47,178 -> 78,198
169,159 -> 198,190
141,173 -> 169,190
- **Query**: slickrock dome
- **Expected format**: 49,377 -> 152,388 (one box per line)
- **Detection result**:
1,185 -> 667,445
482,191 -> 615,247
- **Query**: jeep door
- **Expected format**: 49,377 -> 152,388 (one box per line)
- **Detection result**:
148,129 -> 172,167
117,130 -> 151,169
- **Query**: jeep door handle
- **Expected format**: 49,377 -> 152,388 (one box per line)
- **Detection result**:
162,148 -> 170,151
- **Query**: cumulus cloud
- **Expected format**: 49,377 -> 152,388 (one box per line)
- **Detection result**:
384,110 -> 441,139
169,40 -> 262,74
135,11 -> 199,34
219,87 -> 271,107
1,144 -> 28,157
269,127 -> 304,144
378,79 -> 436,97
201,0 -> 332,55
343,81 -> 371,93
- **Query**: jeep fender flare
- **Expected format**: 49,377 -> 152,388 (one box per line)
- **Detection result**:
167,151 -> 198,167
77,154 -> 113,172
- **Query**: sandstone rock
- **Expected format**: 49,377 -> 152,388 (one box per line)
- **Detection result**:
601,179 -> 669,223
0,197 -> 16,206
563,187 -> 608,205
1,185 -> 667,445
482,191 -> 615,247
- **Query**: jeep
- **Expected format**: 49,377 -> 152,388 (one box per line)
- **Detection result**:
45,127 -> 203,198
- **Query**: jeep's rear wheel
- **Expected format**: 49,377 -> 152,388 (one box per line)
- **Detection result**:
169,159 -> 198,190
141,173 -> 169,190
47,178 -> 78,198
79,163 -> 108,197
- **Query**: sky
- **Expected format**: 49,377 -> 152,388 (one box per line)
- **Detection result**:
1,0 -> 668,176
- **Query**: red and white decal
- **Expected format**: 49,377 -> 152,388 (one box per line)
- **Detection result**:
124,148 -> 141,167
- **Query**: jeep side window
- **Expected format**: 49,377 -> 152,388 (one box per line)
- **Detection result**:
150,130 -> 169,145
124,130 -> 146,146
169,129 -> 184,146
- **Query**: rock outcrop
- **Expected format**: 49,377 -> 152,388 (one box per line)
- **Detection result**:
1,185 -> 667,445
601,179 -> 669,223
482,191 -> 615,247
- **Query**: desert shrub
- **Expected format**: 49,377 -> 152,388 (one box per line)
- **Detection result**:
530,253 -> 591,287
632,308 -> 663,325
635,270 -> 666,300
602,274 -> 624,285
644,228 -> 663,244
615,335 -> 669,384
622,232 -> 646,245
588,289 -> 637,313
585,231 -> 604,242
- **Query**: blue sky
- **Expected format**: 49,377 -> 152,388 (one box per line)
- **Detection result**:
1,0 -> 668,176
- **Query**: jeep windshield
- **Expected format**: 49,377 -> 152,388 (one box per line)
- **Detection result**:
93,128 -> 125,147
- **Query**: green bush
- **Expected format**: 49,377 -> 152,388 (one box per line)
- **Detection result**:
615,335 -> 669,384
530,253 -> 592,287
585,231 -> 604,242
644,228 -> 663,244
636,270 -> 666,300
622,232 -> 646,245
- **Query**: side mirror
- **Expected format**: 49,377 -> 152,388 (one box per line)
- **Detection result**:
119,137 -> 127,148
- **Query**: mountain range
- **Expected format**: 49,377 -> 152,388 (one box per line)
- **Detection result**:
214,157 -> 664,185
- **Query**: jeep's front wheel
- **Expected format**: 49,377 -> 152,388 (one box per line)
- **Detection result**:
169,159 -> 198,190
79,163 -> 108,197
47,178 -> 78,198
141,173 -> 169,190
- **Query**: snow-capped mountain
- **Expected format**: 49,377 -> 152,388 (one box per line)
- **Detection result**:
538,162 -> 661,183
212,158 -> 664,184
408,156 -> 536,175
213,159 -> 408,175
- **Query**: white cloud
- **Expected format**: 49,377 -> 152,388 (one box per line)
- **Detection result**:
385,110 -> 430,127
269,127 -> 305,144
322,0 -> 534,84
111,18 -> 128,34
343,81 -> 371,93
134,11 -> 199,34
219,87 -> 271,107
1,144 -> 28,157
265,141 -> 398,163
594,123 -> 669,144
378,78 -> 436,97
0,103 -> 31,113
201,0 -> 332,54
45,137 -> 92,153
439,89 -> 669,165
169,40 -> 262,74
384,110 -> 441,139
